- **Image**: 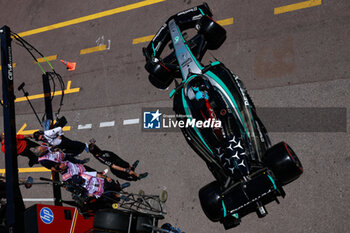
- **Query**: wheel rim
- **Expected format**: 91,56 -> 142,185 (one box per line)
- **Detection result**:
284,143 -> 303,172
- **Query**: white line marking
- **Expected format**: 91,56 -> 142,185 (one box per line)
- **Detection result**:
78,124 -> 92,129
123,118 -> 140,125
70,208 -> 77,233
100,121 -> 115,127
23,198 -> 54,202
96,35 -> 104,46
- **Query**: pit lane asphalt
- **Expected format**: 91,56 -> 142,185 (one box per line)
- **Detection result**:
0,0 -> 349,232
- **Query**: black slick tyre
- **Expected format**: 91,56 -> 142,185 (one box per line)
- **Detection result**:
198,181 -> 222,222
264,142 -> 303,185
198,16 -> 226,50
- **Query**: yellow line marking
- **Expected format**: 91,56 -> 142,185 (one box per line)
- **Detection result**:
35,55 -> 57,63
132,17 -> 234,45
132,35 -> 155,45
0,63 -> 16,70
217,17 -> 234,26
15,80 -> 80,103
274,0 -> 322,14
80,45 -> 107,55
0,167 -> 50,174
63,126 -> 71,131
17,123 -> 71,135
17,123 -> 38,135
16,0 -> 166,38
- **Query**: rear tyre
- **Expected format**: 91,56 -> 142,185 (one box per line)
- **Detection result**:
264,142 -> 303,185
93,209 -> 130,231
199,181 -> 222,222
198,16 -> 226,50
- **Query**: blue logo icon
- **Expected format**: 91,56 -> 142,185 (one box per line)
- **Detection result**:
40,207 -> 54,224
143,109 -> 162,129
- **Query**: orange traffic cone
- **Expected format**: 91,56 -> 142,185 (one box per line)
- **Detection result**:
60,59 -> 76,71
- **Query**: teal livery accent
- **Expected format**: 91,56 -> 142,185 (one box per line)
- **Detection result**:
267,174 -> 277,190
205,70 -> 250,138
232,213 -> 239,219
176,25 -> 186,43
221,200 -> 227,218
174,36 -> 180,44
169,89 -> 176,98
152,43 -> 156,57
185,75 -> 198,84
182,89 -> 213,154
210,61 -> 220,66
192,86 -> 199,92
199,8 -> 205,16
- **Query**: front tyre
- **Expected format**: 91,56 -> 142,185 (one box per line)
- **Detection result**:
198,16 -> 226,50
145,61 -> 174,89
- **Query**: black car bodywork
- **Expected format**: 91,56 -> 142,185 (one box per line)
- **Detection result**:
143,3 -> 303,229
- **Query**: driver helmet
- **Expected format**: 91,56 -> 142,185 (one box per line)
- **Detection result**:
192,87 -> 209,100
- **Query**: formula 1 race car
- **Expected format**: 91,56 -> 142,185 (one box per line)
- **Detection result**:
143,3 -> 303,229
